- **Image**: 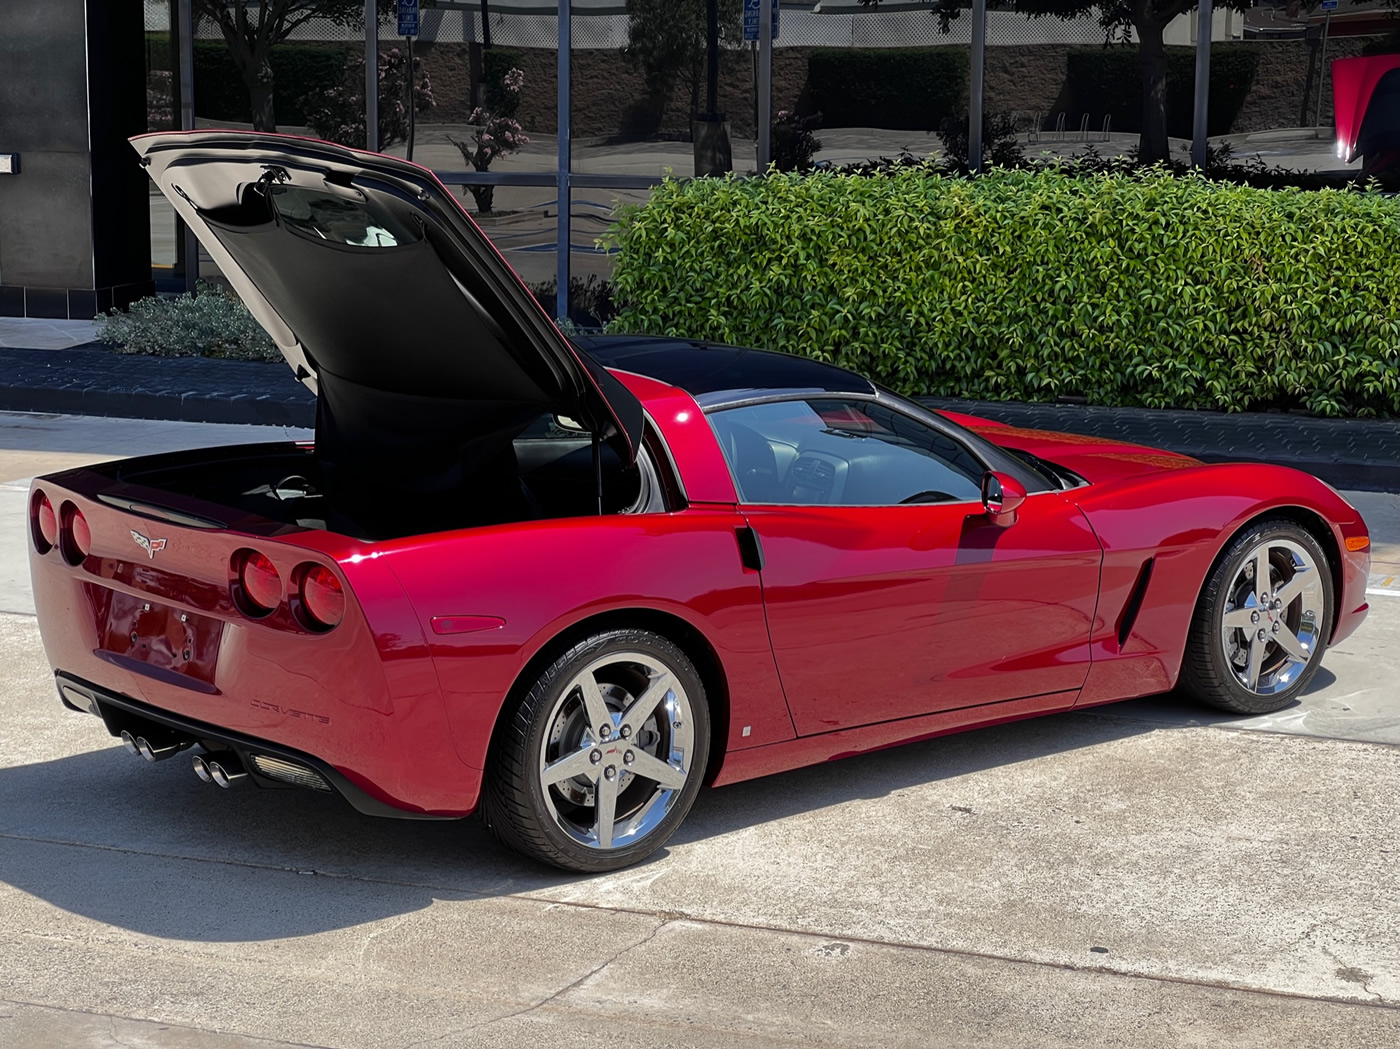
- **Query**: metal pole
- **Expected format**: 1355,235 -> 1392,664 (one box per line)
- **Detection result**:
1315,11 -> 1332,130
177,0 -> 198,291
556,0 -> 571,322
406,34 -> 416,161
757,0 -> 772,170
365,0 -> 378,150
968,0 -> 986,172
707,0 -> 719,117
1190,0 -> 1213,168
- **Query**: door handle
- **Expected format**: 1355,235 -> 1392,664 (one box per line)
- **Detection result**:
735,526 -> 765,572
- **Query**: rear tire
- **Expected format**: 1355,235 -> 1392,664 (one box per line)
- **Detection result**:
1179,517 -> 1334,715
483,628 -> 710,873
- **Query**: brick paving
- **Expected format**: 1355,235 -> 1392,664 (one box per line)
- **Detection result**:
0,344 -> 1393,491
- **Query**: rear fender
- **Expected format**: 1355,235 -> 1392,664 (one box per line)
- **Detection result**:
383,510 -> 794,773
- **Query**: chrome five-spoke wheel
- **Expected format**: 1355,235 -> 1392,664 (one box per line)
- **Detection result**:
1181,518 -> 1335,715
539,651 -> 696,851
484,629 -> 709,872
1219,538 -> 1326,695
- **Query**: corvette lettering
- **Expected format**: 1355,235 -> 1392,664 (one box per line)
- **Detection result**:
130,529 -> 167,559
251,699 -> 331,725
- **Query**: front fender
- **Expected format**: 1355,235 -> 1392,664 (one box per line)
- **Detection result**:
1070,463 -> 1369,706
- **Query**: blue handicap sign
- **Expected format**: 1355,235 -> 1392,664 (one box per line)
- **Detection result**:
397,0 -> 420,37
743,0 -> 779,41
1320,0 -> 1339,9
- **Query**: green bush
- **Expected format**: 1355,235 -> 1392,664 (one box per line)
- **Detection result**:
97,283 -> 279,362
807,48 -> 966,131
192,40 -> 350,128
1362,30 -> 1400,55
1066,45 -> 1260,138
606,168 -> 1400,416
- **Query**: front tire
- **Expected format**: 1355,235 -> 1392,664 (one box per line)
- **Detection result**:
1179,517 -> 1334,715
483,628 -> 710,872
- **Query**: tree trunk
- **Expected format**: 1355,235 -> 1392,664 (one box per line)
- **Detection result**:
468,184 -> 495,215
1137,19 -> 1170,164
246,56 -> 276,132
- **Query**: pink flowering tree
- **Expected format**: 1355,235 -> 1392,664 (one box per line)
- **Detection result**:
302,47 -> 435,152
447,67 -> 529,215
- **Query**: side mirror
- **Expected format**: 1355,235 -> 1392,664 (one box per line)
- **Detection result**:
981,471 -> 1027,526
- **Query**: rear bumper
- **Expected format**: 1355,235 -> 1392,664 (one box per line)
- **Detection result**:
56,672 -> 455,821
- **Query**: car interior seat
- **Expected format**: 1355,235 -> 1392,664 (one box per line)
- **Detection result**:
712,418 -> 784,502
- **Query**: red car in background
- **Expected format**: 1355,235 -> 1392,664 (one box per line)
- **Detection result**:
29,134 -> 1371,872
1334,53 -> 1400,177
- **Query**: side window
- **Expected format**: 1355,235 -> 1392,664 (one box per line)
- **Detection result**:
514,413 -> 665,516
708,398 -> 984,506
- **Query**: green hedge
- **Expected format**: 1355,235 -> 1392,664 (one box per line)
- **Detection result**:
1362,30 -> 1400,55
191,40 -> 349,128
1066,45 -> 1259,138
607,169 -> 1400,416
807,48 -> 966,131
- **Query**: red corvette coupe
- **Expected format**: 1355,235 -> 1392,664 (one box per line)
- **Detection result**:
30,134 -> 1371,872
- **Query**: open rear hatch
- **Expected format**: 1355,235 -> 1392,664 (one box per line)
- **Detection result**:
132,131 -> 642,535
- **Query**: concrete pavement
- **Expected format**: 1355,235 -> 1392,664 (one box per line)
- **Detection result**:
1,413 -> 1396,1048
0,318 -> 99,350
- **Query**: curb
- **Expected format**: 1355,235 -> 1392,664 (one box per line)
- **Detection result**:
919,397 -> 1400,493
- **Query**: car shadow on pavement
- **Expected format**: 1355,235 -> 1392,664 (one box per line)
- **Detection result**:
0,694 -> 1237,943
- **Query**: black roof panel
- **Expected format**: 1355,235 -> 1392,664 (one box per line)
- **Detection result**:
575,335 -> 874,408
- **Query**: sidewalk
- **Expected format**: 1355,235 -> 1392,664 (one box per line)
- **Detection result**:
0,324 -> 1395,490
0,317 -> 100,350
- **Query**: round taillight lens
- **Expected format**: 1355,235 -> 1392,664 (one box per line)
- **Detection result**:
297,563 -> 344,631
235,550 -> 282,615
33,491 -> 58,552
63,504 -> 91,564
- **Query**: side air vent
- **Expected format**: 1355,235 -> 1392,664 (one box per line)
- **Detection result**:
1115,558 -> 1155,649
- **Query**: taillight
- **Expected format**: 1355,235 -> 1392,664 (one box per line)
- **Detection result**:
296,563 -> 344,631
32,491 -> 57,553
232,550 -> 282,616
61,503 -> 91,565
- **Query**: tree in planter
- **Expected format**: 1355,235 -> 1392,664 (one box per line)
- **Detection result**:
772,111 -> 824,172
447,68 -> 529,215
302,47 -> 436,151
195,0 -> 400,132
856,0 -> 1261,165
936,110 -> 1026,170
624,0 -> 743,125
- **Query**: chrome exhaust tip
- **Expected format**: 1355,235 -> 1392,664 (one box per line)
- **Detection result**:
191,754 -> 214,783
200,752 -> 248,788
209,762 -> 248,788
120,730 -> 140,756
135,736 -> 186,762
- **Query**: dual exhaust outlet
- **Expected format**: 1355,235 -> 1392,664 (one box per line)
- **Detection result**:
120,728 -> 247,788
191,751 -> 248,788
